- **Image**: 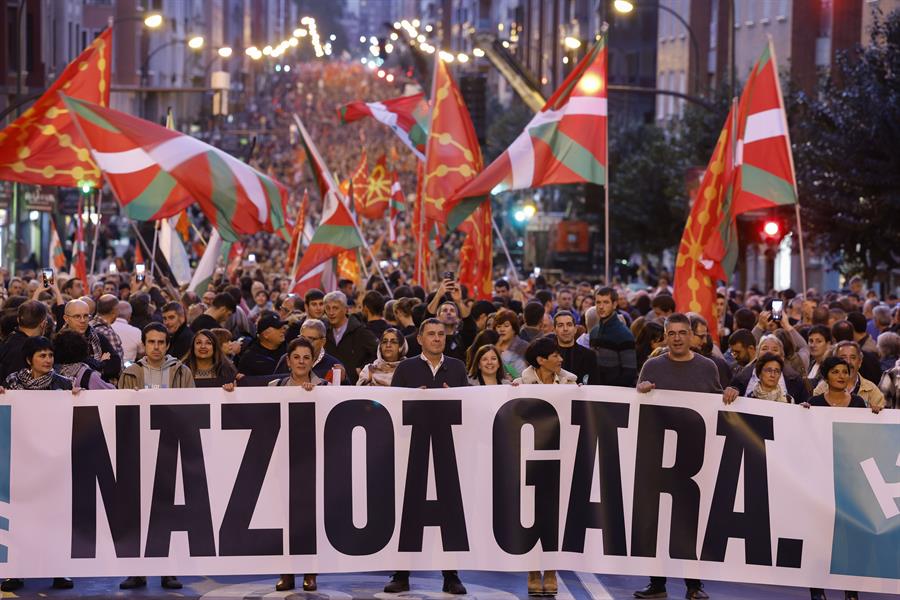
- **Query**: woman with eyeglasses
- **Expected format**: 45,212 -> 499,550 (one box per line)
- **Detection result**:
357,328 -> 408,386
746,353 -> 792,403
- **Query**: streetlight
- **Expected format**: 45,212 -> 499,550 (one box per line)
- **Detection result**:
187,35 -> 205,50
217,46 -> 233,58
613,0 -> 704,96
563,36 -> 582,50
143,13 -> 163,29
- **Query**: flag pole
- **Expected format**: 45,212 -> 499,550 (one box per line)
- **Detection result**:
768,35 -> 807,295
419,52 -> 440,290
602,22 -> 610,285
492,216 -> 519,284
129,221 -> 165,280
290,112 -> 394,298
88,188 -> 103,275
149,219 -> 160,276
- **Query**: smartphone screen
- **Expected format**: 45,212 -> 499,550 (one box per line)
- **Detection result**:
42,268 -> 53,287
135,263 -> 146,281
771,299 -> 784,321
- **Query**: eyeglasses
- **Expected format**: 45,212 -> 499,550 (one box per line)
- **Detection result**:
761,367 -> 782,375
381,339 -> 400,345
66,314 -> 90,320
303,335 -> 323,342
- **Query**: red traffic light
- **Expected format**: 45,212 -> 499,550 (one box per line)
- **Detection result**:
763,220 -> 780,237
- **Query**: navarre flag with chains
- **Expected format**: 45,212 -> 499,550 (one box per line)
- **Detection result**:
62,96 -> 290,243
0,28 -> 111,187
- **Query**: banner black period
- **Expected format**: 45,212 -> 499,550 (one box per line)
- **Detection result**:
2,386 -> 898,594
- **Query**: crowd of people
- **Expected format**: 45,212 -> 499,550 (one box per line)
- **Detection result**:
0,258 -> 898,598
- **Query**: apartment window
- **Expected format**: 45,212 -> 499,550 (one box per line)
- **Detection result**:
734,1 -> 741,27
657,72 -> 665,120
762,0 -> 772,21
777,0 -> 788,20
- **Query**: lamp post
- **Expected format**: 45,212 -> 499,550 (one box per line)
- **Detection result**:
139,36 -> 204,118
613,0 -> 704,96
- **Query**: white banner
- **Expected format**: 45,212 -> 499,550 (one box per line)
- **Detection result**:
1,386 -> 898,594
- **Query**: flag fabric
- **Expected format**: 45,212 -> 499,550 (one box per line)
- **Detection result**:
338,94 -> 429,160
0,28 -> 111,187
673,105 -> 737,343
160,215 -> 193,286
164,107 -> 193,243
49,219 -> 67,272
61,96 -> 290,242
224,240 -> 244,280
293,259 -> 337,297
356,154 -> 392,219
732,40 -> 798,215
421,59 -> 483,227
458,203 -> 493,300
134,239 -> 144,266
350,150 -> 368,213
285,188 -> 310,277
188,229 -> 222,294
389,171 -> 406,242
291,113 -> 365,287
72,200 -> 88,289
451,34 -> 608,228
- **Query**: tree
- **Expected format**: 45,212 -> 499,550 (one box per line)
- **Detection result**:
792,10 -> 900,283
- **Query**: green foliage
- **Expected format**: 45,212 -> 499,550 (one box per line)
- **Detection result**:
792,10 -> 900,281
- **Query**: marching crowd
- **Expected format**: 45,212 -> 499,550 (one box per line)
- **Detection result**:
0,262 -> 898,599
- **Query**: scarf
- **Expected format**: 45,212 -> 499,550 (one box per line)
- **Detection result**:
359,337 -> 409,386
5,368 -> 58,390
750,380 -> 789,403
56,362 -> 87,384
61,325 -> 104,360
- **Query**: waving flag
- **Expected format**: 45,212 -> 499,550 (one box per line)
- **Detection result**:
355,154 -> 391,219
338,94 -> 429,160
673,105 -> 737,343
62,96 -> 290,242
458,203 -> 493,300
350,150 -> 368,213
732,40 -> 798,215
49,219 -> 67,272
0,28 -> 110,187
291,113 -> 365,288
452,34 -> 608,227
188,229 -> 222,294
285,189 -> 310,277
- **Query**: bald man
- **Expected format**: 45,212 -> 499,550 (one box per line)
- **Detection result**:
62,299 -> 122,382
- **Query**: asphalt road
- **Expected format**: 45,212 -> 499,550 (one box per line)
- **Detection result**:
2,571 -> 897,599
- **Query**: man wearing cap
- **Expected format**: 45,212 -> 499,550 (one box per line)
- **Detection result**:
235,312 -> 287,377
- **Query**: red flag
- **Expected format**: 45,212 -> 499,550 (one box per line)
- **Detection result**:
351,150 -> 368,214
358,154 -> 392,219
285,189 -> 310,277
458,203 -> 493,300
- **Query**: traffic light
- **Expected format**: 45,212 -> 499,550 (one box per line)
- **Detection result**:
759,217 -> 787,246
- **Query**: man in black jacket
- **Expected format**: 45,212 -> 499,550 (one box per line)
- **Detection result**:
553,310 -> 597,384
161,301 -> 193,361
324,291 -> 377,384
0,300 -> 48,383
385,318 -> 467,593
236,313 -> 287,378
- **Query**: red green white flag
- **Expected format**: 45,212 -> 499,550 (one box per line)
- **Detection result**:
451,34 -> 608,218
732,39 -> 798,215
291,113 -> 365,289
338,93 -> 429,160
61,95 -> 291,242
49,218 -> 67,272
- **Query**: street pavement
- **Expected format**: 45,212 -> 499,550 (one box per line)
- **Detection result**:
2,571 -> 897,599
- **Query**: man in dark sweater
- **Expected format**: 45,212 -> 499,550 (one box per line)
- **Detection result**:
385,319 -> 467,593
589,287 -> 637,387
324,291 -> 377,384
191,292 -> 236,332
553,310 -> 597,384
634,313 -> 717,600
161,301 -> 194,361
0,300 -> 48,383
235,313 -> 286,378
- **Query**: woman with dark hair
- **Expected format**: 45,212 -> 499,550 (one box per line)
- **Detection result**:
272,336 -> 324,592
746,353 -> 791,403
493,308 -> 528,379
806,325 -> 833,389
512,336 -> 574,596
182,330 -> 238,388
129,293 -> 155,331
467,344 -> 512,385
357,328 -> 408,386
2,336 -> 72,391
52,330 -> 115,390
803,355 -> 878,600
635,321 -> 665,371
465,329 -> 500,373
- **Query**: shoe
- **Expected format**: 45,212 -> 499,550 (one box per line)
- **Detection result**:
53,577 -> 75,589
542,571 -> 558,596
119,576 -> 147,590
634,583 -> 668,598
528,571 -> 542,596
442,574 -> 467,595
276,574 -> 295,591
1,579 -> 24,592
161,576 -> 182,589
686,587 -> 708,599
844,593 -> 858,600
303,574 -> 318,591
384,575 -> 410,593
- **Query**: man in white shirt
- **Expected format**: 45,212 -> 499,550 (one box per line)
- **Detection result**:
112,301 -> 143,362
